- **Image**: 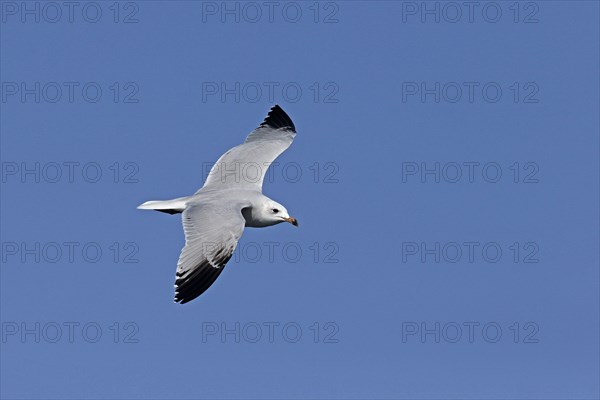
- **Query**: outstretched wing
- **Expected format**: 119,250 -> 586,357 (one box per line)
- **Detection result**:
199,105 -> 296,191
174,202 -> 247,304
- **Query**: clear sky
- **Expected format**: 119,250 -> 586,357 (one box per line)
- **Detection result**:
1,1 -> 598,399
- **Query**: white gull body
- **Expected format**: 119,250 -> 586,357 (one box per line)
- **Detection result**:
138,105 -> 298,304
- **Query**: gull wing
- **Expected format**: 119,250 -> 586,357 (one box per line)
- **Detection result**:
199,105 -> 296,191
174,201 -> 247,304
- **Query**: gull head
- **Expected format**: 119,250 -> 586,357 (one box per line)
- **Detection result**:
263,200 -> 298,227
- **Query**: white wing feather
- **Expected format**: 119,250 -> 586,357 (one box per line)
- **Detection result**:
199,105 -> 296,191
174,200 -> 248,303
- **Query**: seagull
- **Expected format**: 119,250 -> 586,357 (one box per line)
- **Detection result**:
138,105 -> 299,304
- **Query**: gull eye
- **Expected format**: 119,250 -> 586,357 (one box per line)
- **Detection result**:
272,208 -> 279,213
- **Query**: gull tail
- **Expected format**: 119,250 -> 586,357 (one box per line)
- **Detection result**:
137,196 -> 190,215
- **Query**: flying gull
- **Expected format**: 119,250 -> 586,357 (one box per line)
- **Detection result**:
138,105 -> 298,304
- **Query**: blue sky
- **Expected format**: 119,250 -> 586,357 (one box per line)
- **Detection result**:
1,1 -> 598,399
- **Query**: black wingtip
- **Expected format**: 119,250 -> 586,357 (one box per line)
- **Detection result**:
260,105 -> 295,132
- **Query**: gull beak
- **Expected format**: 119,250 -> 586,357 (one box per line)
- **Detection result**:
283,217 -> 299,227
